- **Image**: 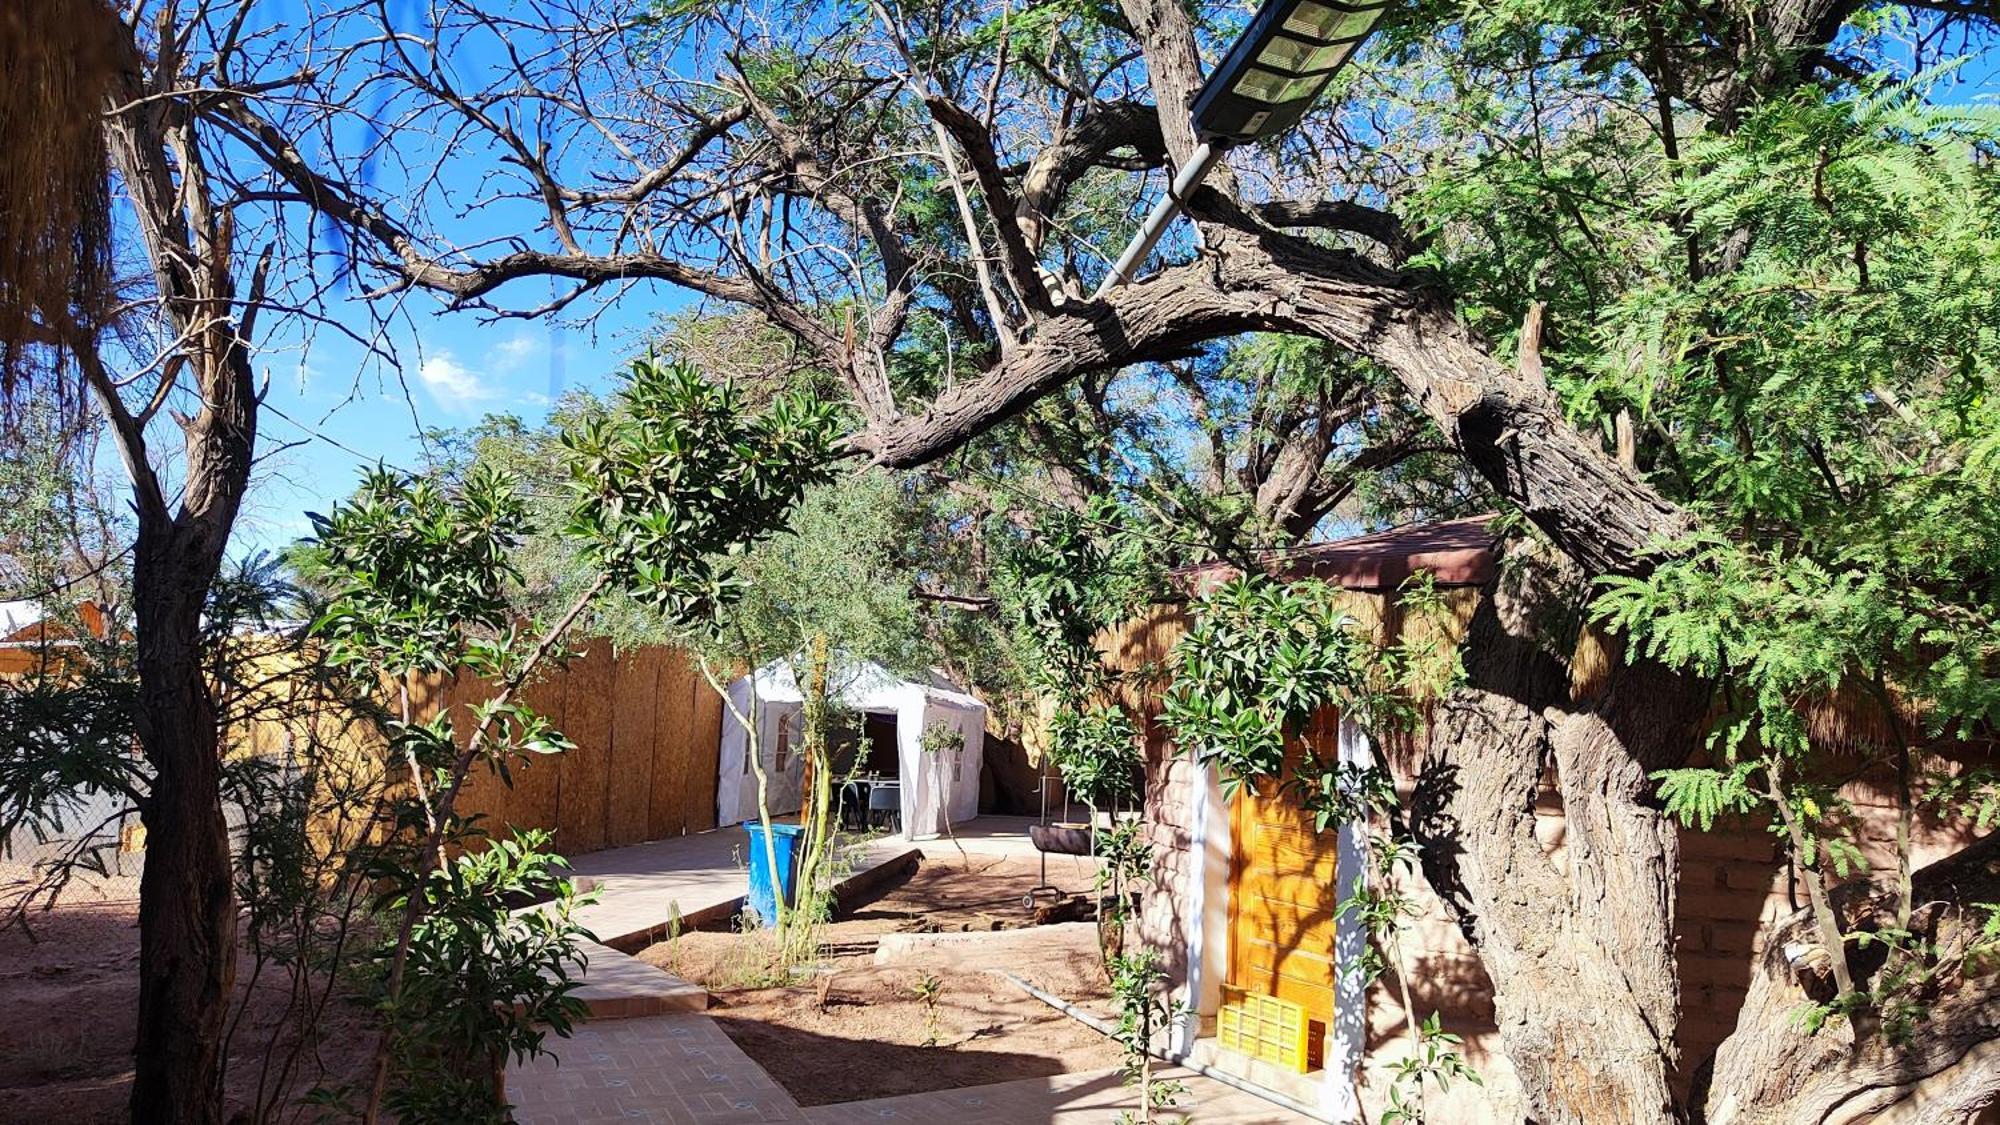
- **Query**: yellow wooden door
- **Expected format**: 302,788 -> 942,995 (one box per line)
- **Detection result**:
1225,710 -> 1342,1070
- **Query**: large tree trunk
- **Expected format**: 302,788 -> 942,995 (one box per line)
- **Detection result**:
117,346 -> 255,1125
1699,832 -> 2000,1125
1412,564 -> 1710,1125
130,528 -> 237,1125
99,23 -> 263,1111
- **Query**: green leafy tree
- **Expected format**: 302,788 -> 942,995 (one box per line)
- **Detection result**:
562,355 -> 843,949
298,352 -> 847,1120
1367,10 -> 2000,1108
998,500 -> 1156,819
302,463 -> 593,1123
418,361 -> 1013,963
1577,76 -> 2000,1052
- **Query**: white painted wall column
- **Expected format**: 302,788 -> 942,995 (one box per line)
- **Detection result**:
1180,760 -> 1232,1055
1323,715 -> 1372,1122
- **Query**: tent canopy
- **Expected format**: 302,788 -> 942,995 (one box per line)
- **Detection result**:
715,658 -> 986,838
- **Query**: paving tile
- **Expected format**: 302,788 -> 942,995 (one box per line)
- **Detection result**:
796,1067 -> 1319,1123
559,939 -> 710,1018
511,1017 -> 757,1123
558,826 -> 918,950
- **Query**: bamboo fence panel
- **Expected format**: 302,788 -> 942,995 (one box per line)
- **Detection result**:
681,663 -> 724,833
554,641 -> 615,853
287,643 -> 723,857
649,654 -> 698,838
607,646 -> 662,846
512,664 -> 566,832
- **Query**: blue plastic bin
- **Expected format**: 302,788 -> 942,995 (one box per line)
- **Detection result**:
742,820 -> 804,928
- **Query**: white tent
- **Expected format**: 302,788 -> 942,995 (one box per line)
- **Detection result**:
715,659 -> 986,839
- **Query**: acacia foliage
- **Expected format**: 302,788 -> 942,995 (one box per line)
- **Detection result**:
1371,0 -> 2000,1043
1590,78 -> 2000,754
1586,79 -> 2000,1033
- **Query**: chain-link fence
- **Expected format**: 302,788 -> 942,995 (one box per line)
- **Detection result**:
2,761 -> 286,912
1,782 -> 146,913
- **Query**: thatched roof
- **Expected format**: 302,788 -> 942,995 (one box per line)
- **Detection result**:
0,0 -> 121,405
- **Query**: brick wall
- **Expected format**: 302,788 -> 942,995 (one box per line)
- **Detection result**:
1109,604 -> 1200,999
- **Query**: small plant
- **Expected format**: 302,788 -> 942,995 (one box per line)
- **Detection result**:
1381,1012 -> 1481,1125
1108,949 -> 1187,1124
375,831 -> 595,1125
714,922 -> 787,991
919,722 -> 966,758
1093,817 -> 1151,965
1162,570 -> 1485,1118
656,900 -> 686,976
910,971 -> 946,1046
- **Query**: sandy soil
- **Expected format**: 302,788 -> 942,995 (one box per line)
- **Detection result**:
636,853 -> 1123,1106
0,899 -> 377,1124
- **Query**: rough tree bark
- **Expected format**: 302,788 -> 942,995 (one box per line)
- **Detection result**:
94,13 -> 263,1121
1700,833 -> 2000,1124
1411,555 -> 1712,1125
847,196 -> 1696,575
129,520 -> 243,1125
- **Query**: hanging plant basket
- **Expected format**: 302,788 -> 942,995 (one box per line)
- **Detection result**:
1030,822 -> 1094,856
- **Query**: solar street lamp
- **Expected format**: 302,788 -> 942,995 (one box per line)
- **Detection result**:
1094,0 -> 1394,296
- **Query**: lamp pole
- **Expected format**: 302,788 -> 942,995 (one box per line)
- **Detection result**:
1095,141 -> 1226,297
1093,0 -> 1393,298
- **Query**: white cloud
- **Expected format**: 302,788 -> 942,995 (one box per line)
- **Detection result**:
492,332 -> 541,371
416,352 -> 497,406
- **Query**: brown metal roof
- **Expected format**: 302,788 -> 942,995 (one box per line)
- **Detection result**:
1179,515 -> 1499,593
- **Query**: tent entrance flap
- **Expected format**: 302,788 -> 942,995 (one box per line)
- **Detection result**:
852,711 -> 900,776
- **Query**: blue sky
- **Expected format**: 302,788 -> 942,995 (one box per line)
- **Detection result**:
219,0 -> 704,556
236,288 -> 679,554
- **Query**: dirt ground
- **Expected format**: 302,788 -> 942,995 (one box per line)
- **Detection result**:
636,852 -> 1124,1106
0,899 -> 376,1124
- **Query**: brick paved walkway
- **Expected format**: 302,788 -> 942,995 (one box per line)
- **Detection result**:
799,1067 -> 1315,1123
511,825 -> 1316,1124
567,940 -> 707,1019
510,1014 -> 1313,1124
511,1014 -> 801,1125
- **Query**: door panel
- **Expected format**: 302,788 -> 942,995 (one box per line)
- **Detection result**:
1224,710 -> 1342,1069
